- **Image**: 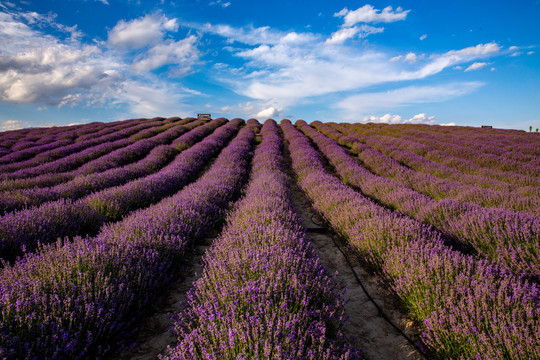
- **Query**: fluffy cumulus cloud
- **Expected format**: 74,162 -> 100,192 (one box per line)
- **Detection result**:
335,5 -> 410,26
0,11 -> 121,105
326,4 -> 409,44
408,113 -> 436,123
107,14 -> 179,49
0,9 -> 202,115
256,106 -> 281,119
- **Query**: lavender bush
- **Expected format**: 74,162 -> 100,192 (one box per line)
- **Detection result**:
0,120 -> 131,164
0,122 -> 256,359
164,119 -> 359,359
281,119 -> 540,359
344,123 -> 539,190
0,120 -> 206,212
0,119 -> 159,178
298,120 -> 540,278
0,119 -> 240,263
316,122 -> 539,216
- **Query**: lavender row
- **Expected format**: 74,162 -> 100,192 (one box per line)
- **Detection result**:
0,118 -> 145,166
381,123 -> 540,159
384,123 -> 540,165
0,124 -> 255,359
0,119 -> 203,193
0,119 -> 240,263
164,119 -> 358,359
346,123 -> 539,188
282,120 -> 540,360
74,117 -> 198,175
0,121 -> 207,213
299,120 -> 540,278
0,121 -> 105,153
0,118 -> 183,180
0,117 -> 141,147
345,123 -> 540,191
78,118 -> 230,220
338,123 -> 539,199
74,117 -> 156,143
170,118 -> 221,151
315,122 -> 539,216
0,118 -> 164,177
361,122 -> 540,171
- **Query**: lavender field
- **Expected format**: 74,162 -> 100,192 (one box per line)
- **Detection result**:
0,117 -> 538,359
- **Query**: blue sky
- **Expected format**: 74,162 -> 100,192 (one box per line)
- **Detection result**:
0,0 -> 539,131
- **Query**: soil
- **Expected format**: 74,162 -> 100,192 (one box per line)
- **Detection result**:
288,178 -> 425,360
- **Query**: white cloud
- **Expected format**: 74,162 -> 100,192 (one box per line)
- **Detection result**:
443,42 -> 501,58
218,100 -> 281,119
190,22 -> 317,46
337,82 -> 483,118
0,11 -> 122,105
401,42 -> 501,79
363,114 -> 403,123
0,8 -> 202,116
527,51 -> 535,55
408,113 -> 435,123
0,7 -> 509,125
440,123 -> 456,126
420,34 -> 427,40
325,24 -> 384,44
132,35 -> 200,73
0,119 -> 29,131
107,14 -> 178,49
390,52 -> 421,63
464,62 -> 488,72
360,113 -> 435,124
228,36 -> 496,108
509,46 -> 519,51
188,20 -> 501,115
404,52 -> 419,63
115,79 -> 194,117
209,0 -> 231,7
335,5 -> 410,26
256,106 -> 281,119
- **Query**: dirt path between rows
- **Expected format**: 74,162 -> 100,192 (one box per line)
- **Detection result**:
288,176 -> 425,360
113,233 -> 216,360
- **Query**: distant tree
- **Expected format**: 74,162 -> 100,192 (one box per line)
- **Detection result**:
536,128 -> 539,132
530,125 -> 533,132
